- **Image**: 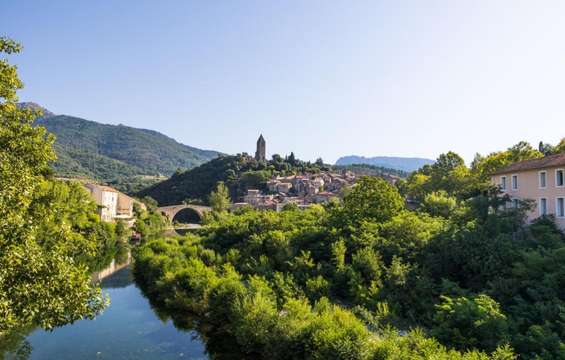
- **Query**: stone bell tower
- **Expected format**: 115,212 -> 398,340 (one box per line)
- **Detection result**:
255,134 -> 266,161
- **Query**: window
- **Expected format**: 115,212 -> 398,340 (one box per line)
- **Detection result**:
539,171 -> 547,188
539,198 -> 548,216
557,197 -> 565,218
511,175 -> 518,190
556,169 -> 564,187
500,176 -> 507,190
512,198 -> 519,209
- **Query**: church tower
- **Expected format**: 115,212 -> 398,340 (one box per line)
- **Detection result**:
255,134 -> 266,161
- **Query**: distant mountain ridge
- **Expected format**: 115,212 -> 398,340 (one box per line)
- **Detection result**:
335,155 -> 434,172
19,103 -> 220,188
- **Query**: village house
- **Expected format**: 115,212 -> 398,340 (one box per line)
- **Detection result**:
243,189 -> 261,206
267,179 -> 293,194
491,153 -> 565,230
84,183 -> 136,224
311,177 -> 325,190
116,192 -> 135,220
326,177 -> 347,192
85,183 -> 118,222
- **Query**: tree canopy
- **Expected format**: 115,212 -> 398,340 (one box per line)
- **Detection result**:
0,37 -> 123,337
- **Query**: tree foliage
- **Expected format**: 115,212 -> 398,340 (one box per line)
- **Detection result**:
0,38 -> 124,337
209,181 -> 231,213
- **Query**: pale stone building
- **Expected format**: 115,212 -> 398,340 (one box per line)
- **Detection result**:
85,183 -> 135,224
267,180 -> 292,194
243,189 -> 262,206
275,182 -> 292,194
85,184 -> 119,222
116,193 -> 135,220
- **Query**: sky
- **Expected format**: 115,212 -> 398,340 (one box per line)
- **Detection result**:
2,1 -> 565,163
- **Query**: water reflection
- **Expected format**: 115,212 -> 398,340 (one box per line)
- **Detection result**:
4,267 -> 208,360
137,280 -> 248,360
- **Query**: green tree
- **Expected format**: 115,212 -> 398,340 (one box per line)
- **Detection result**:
338,176 -> 404,227
0,37 -> 105,335
287,152 -> 296,165
421,190 -> 458,218
554,137 -> 565,153
209,181 -> 231,213
432,294 -> 510,352
471,141 -> 543,180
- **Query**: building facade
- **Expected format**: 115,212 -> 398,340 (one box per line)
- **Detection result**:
85,183 -> 135,224
491,153 -> 565,230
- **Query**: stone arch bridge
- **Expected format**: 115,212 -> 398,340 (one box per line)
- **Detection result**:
157,204 -> 212,222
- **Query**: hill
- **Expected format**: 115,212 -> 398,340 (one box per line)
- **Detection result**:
138,154 -> 408,206
333,163 -> 409,178
21,103 -> 220,192
37,115 -> 219,176
335,155 -> 434,172
138,154 -> 338,205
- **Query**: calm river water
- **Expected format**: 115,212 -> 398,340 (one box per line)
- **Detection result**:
7,267 -> 208,360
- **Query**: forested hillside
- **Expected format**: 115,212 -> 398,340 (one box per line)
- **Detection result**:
17,104 -> 221,193
137,153 -> 332,205
36,114 -> 219,177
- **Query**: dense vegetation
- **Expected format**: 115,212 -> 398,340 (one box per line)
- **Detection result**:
132,197 -> 170,239
0,37 -> 142,350
24,107 -> 219,192
135,138 -> 565,359
335,155 -> 435,172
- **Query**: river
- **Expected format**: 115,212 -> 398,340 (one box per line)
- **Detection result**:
5,266 -> 209,360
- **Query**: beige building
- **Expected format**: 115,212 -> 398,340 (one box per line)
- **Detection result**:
275,182 -> 292,194
243,189 -> 261,206
116,192 -> 135,220
266,180 -> 293,194
491,153 -> 565,230
85,183 -> 135,223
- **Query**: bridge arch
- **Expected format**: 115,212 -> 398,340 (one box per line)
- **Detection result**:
157,204 -> 212,223
172,207 -> 202,224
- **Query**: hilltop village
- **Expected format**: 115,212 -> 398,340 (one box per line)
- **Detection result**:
238,171 -> 356,211
233,135 -> 397,211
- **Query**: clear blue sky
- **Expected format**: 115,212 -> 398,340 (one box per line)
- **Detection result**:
2,1 -> 565,163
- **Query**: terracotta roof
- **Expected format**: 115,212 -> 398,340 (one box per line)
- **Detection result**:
492,153 -> 565,175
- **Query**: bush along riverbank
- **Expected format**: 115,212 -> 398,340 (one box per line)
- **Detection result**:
132,175 -> 565,359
